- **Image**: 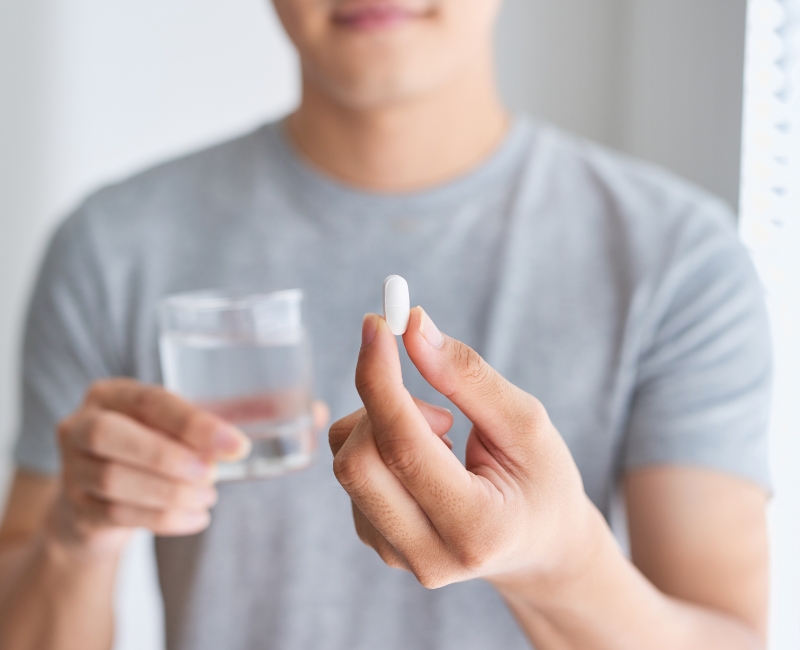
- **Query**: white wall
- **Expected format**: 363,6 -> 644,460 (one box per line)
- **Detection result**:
1,1 -> 299,648
0,0 -> 48,493
619,0 -> 747,210
1,1 -> 796,649
496,0 -> 748,208
495,0 -> 630,154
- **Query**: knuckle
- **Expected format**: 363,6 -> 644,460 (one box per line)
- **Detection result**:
525,395 -> 549,426
185,409 -> 216,443
452,544 -> 487,574
454,344 -> 485,382
332,451 -> 369,494
354,376 -> 388,410
85,411 -> 114,452
327,421 -> 349,451
353,374 -> 376,403
134,385 -> 166,417
512,395 -> 549,440
159,482 -> 184,507
85,380 -> 109,404
454,345 -> 495,395
411,565 -> 447,590
451,529 -> 499,575
376,436 -> 422,483
104,501 -> 127,525
96,463 -> 120,493
328,411 -> 363,449
384,555 -> 406,571
63,482 -> 85,504
145,444 -> 174,473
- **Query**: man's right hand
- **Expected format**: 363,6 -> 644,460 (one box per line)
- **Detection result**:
49,378 -> 252,557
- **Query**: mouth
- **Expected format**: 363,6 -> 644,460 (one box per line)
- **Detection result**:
331,1 -> 432,31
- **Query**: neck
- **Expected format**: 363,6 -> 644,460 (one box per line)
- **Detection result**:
286,52 -> 509,193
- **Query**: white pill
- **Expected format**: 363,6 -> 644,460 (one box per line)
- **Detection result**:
383,275 -> 410,336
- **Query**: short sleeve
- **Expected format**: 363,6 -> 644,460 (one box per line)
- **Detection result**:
14,207 -> 123,475
623,202 -> 772,490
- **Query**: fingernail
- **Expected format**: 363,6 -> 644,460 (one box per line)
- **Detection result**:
188,458 -> 215,481
442,434 -> 454,450
361,314 -> 378,348
419,308 -> 443,349
213,424 -> 252,458
429,404 -> 452,416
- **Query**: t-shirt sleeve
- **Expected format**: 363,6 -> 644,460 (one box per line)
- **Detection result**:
14,207 -> 123,475
623,202 -> 772,490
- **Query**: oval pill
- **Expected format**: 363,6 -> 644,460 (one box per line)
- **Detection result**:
383,275 -> 410,335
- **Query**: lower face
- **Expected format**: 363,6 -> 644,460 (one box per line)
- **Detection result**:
271,0 -> 503,108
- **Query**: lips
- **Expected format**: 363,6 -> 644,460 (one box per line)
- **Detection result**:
332,2 -> 428,30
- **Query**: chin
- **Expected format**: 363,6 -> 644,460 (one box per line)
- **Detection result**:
303,37 -> 464,109
277,0 -> 498,110
319,64 -> 443,109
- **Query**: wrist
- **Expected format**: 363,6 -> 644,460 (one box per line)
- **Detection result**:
40,531 -> 124,572
489,500 -> 620,608
43,494 -> 130,566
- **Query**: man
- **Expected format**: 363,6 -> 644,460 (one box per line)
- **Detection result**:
0,1 -> 771,649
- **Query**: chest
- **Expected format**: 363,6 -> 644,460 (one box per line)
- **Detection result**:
115,203 -> 638,508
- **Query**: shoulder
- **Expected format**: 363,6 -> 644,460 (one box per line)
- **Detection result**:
540,119 -> 736,233
94,121 -> 275,204
522,119 -> 746,283
60,120 -> 282,246
535,120 -> 735,231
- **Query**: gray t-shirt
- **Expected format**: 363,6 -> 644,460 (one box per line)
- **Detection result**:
15,117 -> 771,650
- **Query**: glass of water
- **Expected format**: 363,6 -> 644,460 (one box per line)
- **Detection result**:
158,289 -> 316,481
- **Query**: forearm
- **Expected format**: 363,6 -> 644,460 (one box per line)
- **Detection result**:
0,533 -> 119,650
492,508 -> 765,650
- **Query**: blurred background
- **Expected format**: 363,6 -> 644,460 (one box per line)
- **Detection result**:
0,0 -> 797,648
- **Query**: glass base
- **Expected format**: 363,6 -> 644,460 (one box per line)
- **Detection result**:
216,416 -> 316,481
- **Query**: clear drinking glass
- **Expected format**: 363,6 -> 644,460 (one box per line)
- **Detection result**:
158,289 -> 316,481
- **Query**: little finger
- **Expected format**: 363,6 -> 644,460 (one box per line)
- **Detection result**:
352,501 -> 409,571
78,496 -> 211,536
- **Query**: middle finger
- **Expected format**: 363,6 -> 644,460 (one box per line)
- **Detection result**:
329,399 -> 454,457
68,452 -> 218,511
333,415 -> 447,565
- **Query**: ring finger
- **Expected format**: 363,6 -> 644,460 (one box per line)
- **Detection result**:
67,452 -> 218,511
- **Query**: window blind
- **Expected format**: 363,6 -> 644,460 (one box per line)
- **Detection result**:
739,2 -> 800,649
740,0 -> 799,247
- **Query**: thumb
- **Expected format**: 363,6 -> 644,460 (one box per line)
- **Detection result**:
402,307 -> 549,446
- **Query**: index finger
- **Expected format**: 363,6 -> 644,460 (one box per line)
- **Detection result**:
356,315 -> 487,529
85,379 -> 250,460
329,409 -> 367,457
329,400 -> 455,458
